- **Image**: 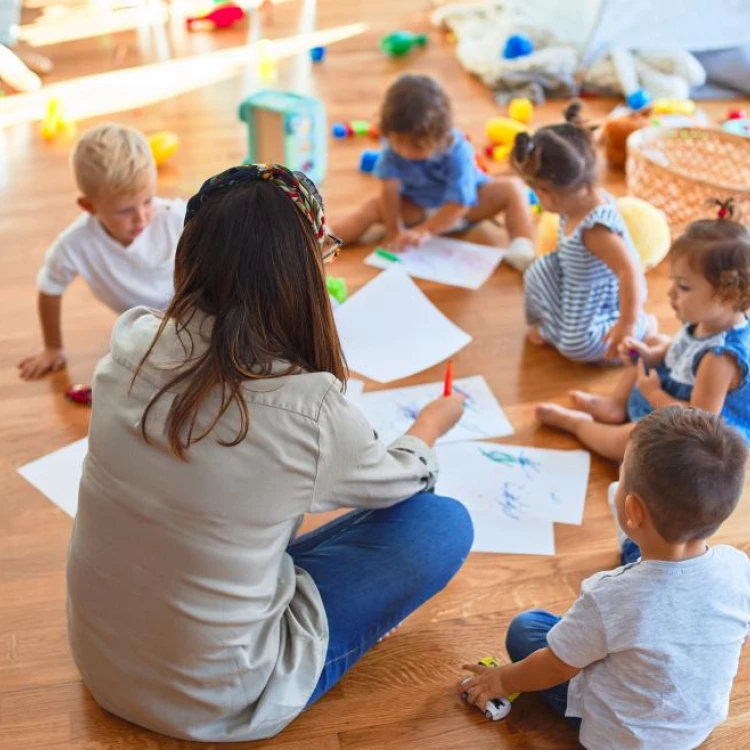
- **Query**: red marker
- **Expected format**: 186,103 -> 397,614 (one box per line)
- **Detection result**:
443,359 -> 454,397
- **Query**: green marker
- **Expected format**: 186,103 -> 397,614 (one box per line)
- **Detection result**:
374,247 -> 402,263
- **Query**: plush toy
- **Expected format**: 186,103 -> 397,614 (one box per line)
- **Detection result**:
600,108 -> 653,168
535,196 -> 671,272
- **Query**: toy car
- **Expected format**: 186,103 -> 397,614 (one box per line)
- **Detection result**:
65,383 -> 92,406
461,657 -> 518,721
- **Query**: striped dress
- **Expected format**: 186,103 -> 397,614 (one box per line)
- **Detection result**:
524,199 -> 649,363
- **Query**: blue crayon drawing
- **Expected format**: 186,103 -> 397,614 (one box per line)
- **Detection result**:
499,481 -> 527,520
478,447 -> 541,478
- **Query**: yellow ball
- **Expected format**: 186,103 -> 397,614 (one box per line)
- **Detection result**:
148,131 -> 180,167
535,196 -> 671,272
485,116 -> 527,146
508,97 -> 533,124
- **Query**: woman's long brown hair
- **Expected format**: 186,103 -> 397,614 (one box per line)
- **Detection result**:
133,179 -> 347,459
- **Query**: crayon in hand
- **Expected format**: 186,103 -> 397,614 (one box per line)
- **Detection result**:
443,359 -> 454,397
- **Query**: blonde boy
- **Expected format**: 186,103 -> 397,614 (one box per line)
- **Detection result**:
19,123 -> 185,380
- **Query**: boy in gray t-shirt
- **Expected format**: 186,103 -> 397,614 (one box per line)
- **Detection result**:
460,407 -> 750,750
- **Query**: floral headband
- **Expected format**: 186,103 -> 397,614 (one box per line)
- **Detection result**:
184,163 -> 333,249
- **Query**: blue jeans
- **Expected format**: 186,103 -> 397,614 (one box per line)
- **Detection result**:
505,610 -> 581,730
289,492 -> 474,706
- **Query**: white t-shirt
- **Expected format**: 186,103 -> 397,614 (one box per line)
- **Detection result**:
548,545 -> 750,750
37,198 -> 186,313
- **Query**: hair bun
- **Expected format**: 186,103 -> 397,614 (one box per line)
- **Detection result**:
563,100 -> 584,127
513,131 -> 534,162
713,197 -> 737,221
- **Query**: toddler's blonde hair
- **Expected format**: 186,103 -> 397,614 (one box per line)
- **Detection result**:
71,123 -> 155,199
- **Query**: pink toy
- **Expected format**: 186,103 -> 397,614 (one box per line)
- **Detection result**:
186,3 -> 245,30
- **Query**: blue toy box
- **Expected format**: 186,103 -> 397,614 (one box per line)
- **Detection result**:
238,90 -> 327,185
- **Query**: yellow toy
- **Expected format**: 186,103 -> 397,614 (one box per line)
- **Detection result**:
508,97 -> 534,125
535,196 -> 671,272
485,116 -> 527,146
491,144 -> 513,162
40,98 -> 76,142
148,131 -> 180,167
652,98 -> 696,116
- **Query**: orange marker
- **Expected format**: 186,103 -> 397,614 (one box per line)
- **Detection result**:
443,359 -> 454,397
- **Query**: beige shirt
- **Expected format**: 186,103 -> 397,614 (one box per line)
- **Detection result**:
67,307 -> 438,742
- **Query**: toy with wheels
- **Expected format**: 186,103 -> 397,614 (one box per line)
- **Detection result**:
460,657 -> 519,722
535,196 -> 671,272
239,90 -> 327,185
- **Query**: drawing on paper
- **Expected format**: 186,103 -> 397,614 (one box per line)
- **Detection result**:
358,375 -> 513,446
478,447 -> 541,477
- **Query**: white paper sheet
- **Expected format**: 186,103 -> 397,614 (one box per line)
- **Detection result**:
358,375 -> 513,445
436,441 -> 590,549
334,267 -> 472,383
364,237 -> 505,290
17,437 -> 88,517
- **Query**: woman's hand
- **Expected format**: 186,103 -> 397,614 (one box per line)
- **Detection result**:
407,394 -> 465,447
459,663 -> 510,709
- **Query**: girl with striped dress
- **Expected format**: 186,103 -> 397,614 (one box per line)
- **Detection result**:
512,103 -> 654,364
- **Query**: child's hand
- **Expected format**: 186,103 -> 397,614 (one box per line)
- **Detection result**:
605,320 -> 636,360
635,359 -> 661,400
459,663 -> 510,708
408,393 -> 465,446
18,348 -> 66,380
388,227 -> 432,252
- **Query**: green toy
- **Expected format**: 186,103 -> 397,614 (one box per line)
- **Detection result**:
380,31 -> 428,58
326,277 -> 348,304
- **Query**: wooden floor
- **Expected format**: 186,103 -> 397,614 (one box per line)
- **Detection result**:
2,1 -> 750,748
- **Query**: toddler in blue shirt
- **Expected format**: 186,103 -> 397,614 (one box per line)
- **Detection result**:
333,74 -> 535,270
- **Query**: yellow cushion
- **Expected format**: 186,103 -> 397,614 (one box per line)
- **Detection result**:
535,196 -> 671,272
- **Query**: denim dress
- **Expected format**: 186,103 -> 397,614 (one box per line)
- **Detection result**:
627,317 -> 750,443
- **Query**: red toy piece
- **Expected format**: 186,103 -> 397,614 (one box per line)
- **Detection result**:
65,384 -> 92,406
727,109 -> 747,121
186,3 -> 245,30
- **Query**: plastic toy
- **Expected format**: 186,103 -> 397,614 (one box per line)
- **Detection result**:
360,149 -> 379,174
726,108 -> 747,121
508,97 -> 533,124
601,108 -> 653,168
626,89 -> 652,111
528,189 -> 541,215
722,118 -> 750,138
147,131 -> 180,167
460,657 -> 520,721
256,39 -> 277,83
65,384 -> 92,406
485,116 -> 527,146
238,90 -> 327,185
380,31 -> 428,58
537,196 -> 670,271
332,120 -> 379,139
186,2 -> 245,30
310,46 -> 326,63
502,33 -> 534,60
326,277 -> 348,304
652,98 -> 695,116
40,98 -> 76,142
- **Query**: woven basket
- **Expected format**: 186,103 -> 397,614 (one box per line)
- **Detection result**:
626,127 -> 750,229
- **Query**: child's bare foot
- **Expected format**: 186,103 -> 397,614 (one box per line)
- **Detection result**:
526,326 -> 548,347
569,391 -> 626,424
536,403 -> 593,434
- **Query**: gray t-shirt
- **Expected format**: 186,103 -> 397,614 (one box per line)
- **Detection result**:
548,545 -> 750,750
